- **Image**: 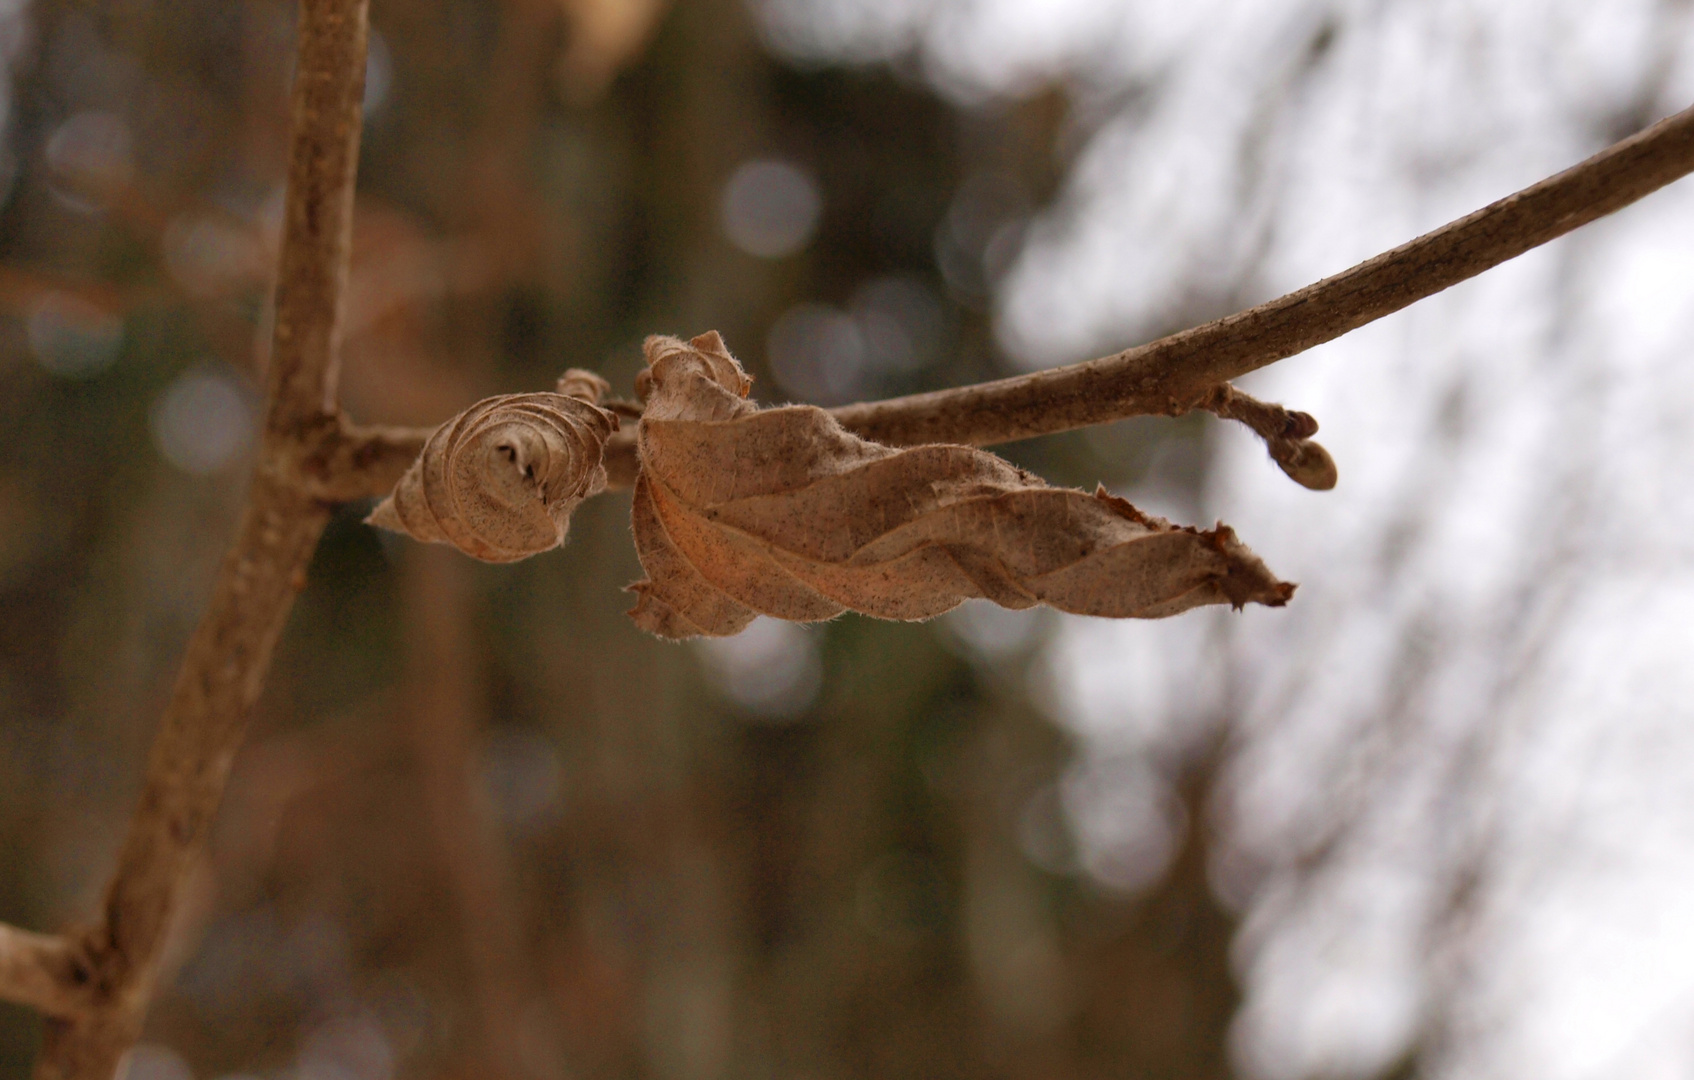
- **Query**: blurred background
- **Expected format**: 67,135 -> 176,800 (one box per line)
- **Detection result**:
3,0 -> 1694,1077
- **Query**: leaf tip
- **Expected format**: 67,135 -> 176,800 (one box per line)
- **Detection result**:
555,368 -> 611,405
625,580 -> 707,640
1206,524 -> 1297,610
642,332 -> 754,401
365,496 -> 403,533
689,330 -> 730,357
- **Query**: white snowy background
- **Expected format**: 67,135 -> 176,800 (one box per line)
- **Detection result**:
755,1 -> 1694,1077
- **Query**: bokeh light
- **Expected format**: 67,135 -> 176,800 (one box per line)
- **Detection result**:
162,214 -> 265,298
25,293 -> 122,378
765,301 -> 865,403
44,110 -> 132,210
694,616 -> 822,719
719,158 -> 822,258
480,727 -> 564,832
149,367 -> 255,476
115,1045 -> 192,1080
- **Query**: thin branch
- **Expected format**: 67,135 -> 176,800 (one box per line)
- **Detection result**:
310,101 -> 1694,501
0,925 -> 95,1020
830,102 -> 1694,447
34,0 -> 370,1076
300,422 -> 429,501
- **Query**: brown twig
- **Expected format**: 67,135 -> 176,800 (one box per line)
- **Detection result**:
828,102 -> 1694,448
299,421 -> 430,501
308,101 -> 1694,500
31,0 -> 370,1076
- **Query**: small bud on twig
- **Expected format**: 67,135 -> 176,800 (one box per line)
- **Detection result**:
1203,383 -> 1339,490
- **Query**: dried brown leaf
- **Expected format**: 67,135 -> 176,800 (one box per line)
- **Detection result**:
368,370 -> 617,562
626,333 -> 1295,639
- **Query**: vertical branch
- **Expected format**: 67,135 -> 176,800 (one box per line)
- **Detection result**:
34,0 -> 369,1076
268,0 -> 368,435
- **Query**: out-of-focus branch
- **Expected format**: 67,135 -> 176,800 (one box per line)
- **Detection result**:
401,546 -> 547,1080
0,925 -> 95,1020
310,102 -> 1694,501
33,0 -> 370,1076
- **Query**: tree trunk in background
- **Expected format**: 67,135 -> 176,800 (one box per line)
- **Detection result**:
400,544 -> 547,1080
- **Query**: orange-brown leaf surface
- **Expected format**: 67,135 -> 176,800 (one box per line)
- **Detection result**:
627,333 -> 1294,639
368,371 -> 617,562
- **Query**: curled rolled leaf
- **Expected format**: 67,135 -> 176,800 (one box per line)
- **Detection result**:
367,370 -> 617,562
627,332 -> 1294,639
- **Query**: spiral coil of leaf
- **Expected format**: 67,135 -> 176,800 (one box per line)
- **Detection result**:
367,370 -> 618,562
